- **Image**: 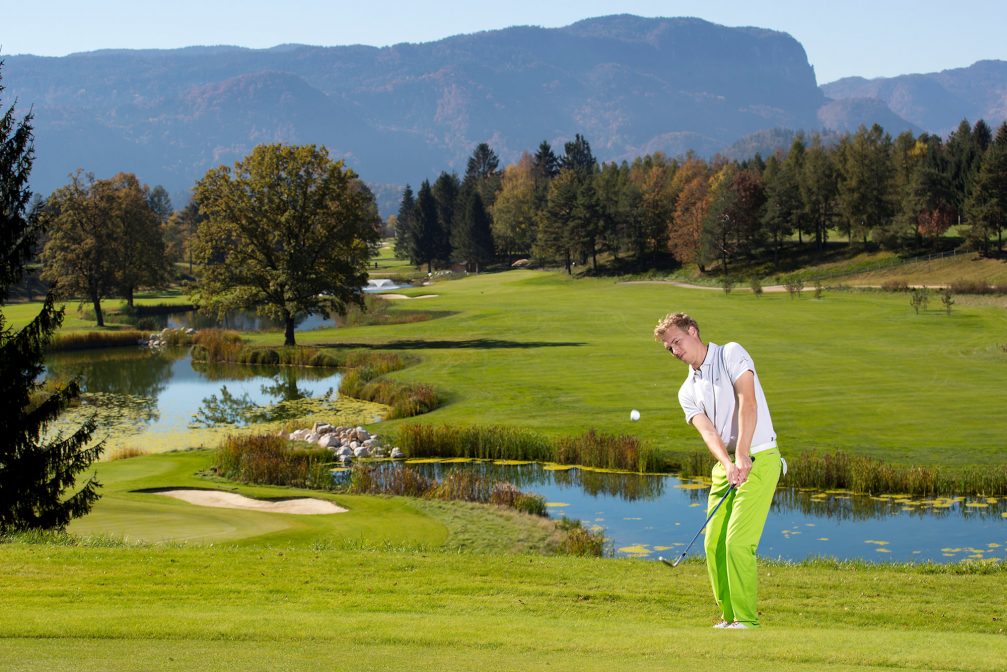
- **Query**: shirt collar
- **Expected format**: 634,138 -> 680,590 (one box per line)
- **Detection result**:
693,342 -> 718,379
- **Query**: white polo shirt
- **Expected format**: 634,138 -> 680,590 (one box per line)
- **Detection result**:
677,341 -> 777,455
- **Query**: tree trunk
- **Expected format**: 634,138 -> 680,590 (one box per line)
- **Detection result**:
283,312 -> 296,347
91,291 -> 104,327
126,286 -> 134,309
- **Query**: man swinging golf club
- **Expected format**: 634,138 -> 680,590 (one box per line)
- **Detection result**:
654,312 -> 783,629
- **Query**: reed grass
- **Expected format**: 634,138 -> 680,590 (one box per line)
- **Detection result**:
214,434 -> 336,490
396,424 -> 554,461
108,446 -> 147,461
396,424 -> 658,473
348,463 -> 548,518
783,450 -> 1007,497
48,330 -> 146,352
190,329 -> 244,363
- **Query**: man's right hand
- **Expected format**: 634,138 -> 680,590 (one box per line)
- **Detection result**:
723,460 -> 743,486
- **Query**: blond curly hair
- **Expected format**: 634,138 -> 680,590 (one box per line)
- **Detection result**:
653,312 -> 700,341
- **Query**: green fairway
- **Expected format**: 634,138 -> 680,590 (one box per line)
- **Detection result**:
1,541 -> 1004,672
260,270 -> 1007,467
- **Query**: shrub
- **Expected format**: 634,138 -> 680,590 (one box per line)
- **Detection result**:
784,278 -> 804,298
940,288 -> 955,315
749,277 -> 763,296
881,279 -> 910,293
215,434 -> 334,489
721,277 -> 735,294
557,518 -> 606,557
949,280 -> 993,295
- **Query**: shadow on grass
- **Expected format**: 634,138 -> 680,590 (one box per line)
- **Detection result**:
332,339 -> 586,350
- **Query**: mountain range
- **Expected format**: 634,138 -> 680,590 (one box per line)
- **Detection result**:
3,14 -> 1005,215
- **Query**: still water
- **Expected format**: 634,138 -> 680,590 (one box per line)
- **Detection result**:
45,347 -> 343,430
401,461 -> 1007,564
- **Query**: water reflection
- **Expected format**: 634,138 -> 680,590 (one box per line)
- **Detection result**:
46,347 -> 343,432
398,460 -> 1007,563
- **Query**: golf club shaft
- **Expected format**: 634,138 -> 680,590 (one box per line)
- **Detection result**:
669,483 -> 734,566
663,457 -> 754,568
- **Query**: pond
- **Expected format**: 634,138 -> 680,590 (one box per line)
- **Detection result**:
45,347 -> 346,433
398,461 -> 1007,564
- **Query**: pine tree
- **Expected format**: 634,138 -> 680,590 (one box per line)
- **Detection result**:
412,180 -> 441,274
0,62 -> 102,533
453,189 -> 495,273
393,185 -> 416,262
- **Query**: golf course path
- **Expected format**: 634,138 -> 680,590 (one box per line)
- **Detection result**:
156,490 -> 347,515
619,280 -> 788,292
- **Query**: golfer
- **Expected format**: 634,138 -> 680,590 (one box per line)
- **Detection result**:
654,312 -> 782,629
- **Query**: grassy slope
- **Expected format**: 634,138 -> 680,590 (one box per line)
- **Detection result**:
1,542 -> 1004,672
66,451 -> 559,555
266,270 -> 1007,467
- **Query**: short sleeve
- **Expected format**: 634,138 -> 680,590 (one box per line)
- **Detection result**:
678,379 -> 703,425
722,342 -> 755,383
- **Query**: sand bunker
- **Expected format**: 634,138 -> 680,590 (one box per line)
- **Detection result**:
377,293 -> 438,300
157,489 -> 347,515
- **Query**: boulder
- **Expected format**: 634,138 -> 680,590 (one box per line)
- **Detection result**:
391,448 -> 405,459
353,446 -> 370,458
355,428 -> 370,442
318,435 -> 340,449
337,446 -> 353,457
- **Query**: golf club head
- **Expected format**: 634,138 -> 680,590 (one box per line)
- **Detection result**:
658,552 -> 686,568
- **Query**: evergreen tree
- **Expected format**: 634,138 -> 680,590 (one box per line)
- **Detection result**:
533,141 -> 560,179
412,180 -> 441,274
464,143 -> 502,208
965,123 -> 1007,255
431,172 -> 460,264
0,63 -> 102,533
535,169 -> 580,274
799,134 -> 838,252
561,133 -> 596,174
762,155 -> 800,266
393,184 -> 416,261
453,189 -> 495,273
836,124 -> 895,246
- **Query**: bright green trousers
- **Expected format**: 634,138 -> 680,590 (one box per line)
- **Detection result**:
704,448 -> 781,627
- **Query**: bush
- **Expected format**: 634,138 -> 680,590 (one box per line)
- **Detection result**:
215,434 -> 335,490
881,280 -> 910,293
749,277 -> 763,296
557,518 -> 606,557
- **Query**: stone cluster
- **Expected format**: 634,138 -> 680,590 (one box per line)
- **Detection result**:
145,327 -> 196,349
288,422 -> 405,465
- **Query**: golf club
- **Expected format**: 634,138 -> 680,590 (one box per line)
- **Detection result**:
658,456 -> 755,568
658,483 -> 733,568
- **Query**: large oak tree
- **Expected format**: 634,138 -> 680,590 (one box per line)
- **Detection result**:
192,144 -> 380,346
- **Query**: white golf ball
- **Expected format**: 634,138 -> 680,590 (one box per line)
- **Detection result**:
630,409 -> 641,422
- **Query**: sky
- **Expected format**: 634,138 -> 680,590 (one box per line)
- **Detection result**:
4,0 -> 1006,84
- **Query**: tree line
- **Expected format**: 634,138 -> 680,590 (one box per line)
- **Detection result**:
394,120 -> 1007,276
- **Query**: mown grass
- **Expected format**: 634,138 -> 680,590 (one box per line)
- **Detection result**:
259,268 -> 1007,473
0,541 -> 1004,672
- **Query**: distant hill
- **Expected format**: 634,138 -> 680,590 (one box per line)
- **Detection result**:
822,60 -> 1007,135
4,14 -> 993,215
